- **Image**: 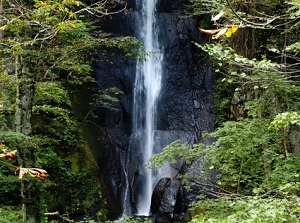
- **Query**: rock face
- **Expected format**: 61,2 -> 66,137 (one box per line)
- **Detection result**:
150,178 -> 184,223
85,0 -> 215,218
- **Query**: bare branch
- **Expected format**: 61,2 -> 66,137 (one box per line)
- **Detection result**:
71,1 -> 127,18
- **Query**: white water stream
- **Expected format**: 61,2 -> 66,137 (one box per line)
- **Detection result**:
133,0 -> 163,215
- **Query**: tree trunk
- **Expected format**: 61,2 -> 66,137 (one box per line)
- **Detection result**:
15,61 -> 34,135
0,0 -> 3,39
15,55 -> 42,223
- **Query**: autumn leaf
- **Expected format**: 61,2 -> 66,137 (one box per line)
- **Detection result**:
199,26 -> 240,39
212,28 -> 228,39
198,28 -> 223,35
0,150 -> 17,160
17,167 -> 48,180
5,150 -> 17,160
225,26 -> 239,37
28,168 -> 48,180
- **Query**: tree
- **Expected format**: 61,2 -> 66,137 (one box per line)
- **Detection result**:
0,0 -> 140,221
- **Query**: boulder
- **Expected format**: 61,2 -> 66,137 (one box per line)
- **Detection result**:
150,178 -> 185,223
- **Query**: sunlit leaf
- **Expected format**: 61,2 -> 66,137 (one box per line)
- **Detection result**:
75,1 -> 81,6
240,72 -> 247,77
18,167 -> 28,179
0,25 -> 7,30
212,11 -> 226,21
212,28 -> 228,39
225,26 -> 239,37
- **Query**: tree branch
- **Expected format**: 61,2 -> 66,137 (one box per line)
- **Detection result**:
225,0 -> 279,26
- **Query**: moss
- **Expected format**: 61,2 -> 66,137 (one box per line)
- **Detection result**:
70,152 -> 80,173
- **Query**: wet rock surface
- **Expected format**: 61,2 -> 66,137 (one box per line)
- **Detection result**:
151,178 -> 185,223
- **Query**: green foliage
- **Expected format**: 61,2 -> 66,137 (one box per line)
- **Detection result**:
106,215 -> 152,223
0,206 -> 23,223
189,0 -> 225,16
148,2 -> 300,223
188,0 -> 300,195
91,87 -> 124,110
263,155 -> 300,195
0,175 -> 21,204
0,0 -> 142,85
190,196 -> 300,222
0,72 -> 16,130
34,82 -> 70,106
0,74 -> 107,219
198,43 -> 282,81
30,82 -> 105,215
203,118 -> 284,194
44,170 -> 104,214
269,112 -> 300,130
0,0 -> 140,219
286,42 -> 300,53
147,140 -> 191,169
212,78 -> 236,125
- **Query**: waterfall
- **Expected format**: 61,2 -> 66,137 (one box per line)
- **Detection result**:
132,0 -> 163,215
91,0 -> 215,217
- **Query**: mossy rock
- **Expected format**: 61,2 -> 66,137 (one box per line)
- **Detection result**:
181,206 -> 208,223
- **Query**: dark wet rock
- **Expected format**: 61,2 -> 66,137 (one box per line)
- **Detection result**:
156,0 -> 191,13
158,180 -> 182,213
151,178 -> 185,223
151,178 -> 171,214
151,178 -> 184,212
154,213 -> 173,223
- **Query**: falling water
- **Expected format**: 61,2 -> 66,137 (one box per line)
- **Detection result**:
132,0 -> 163,215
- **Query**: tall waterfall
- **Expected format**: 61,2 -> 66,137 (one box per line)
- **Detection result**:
132,0 -> 163,215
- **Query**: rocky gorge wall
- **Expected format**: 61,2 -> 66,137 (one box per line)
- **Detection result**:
83,0 -> 215,218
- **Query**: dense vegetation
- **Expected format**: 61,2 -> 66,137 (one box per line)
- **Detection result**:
149,0 -> 300,222
0,0 -> 140,222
